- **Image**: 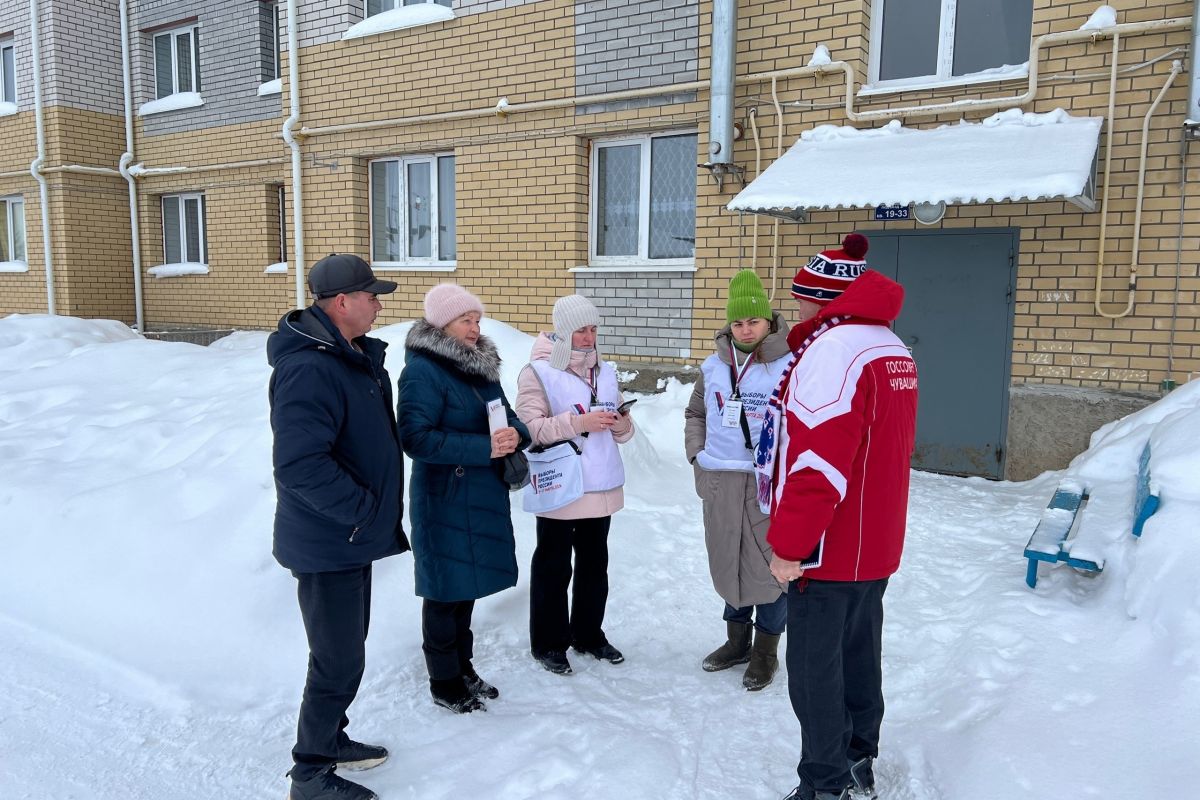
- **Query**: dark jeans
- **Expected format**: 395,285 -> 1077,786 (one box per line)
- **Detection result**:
422,598 -> 475,680
529,515 -> 612,653
291,565 -> 372,781
785,578 -> 887,795
723,593 -> 787,635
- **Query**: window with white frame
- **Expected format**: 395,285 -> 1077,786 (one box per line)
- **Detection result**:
590,132 -> 697,265
369,154 -> 456,265
161,193 -> 207,264
366,0 -> 451,18
870,0 -> 1033,85
1,37 -> 15,105
0,197 -> 26,263
153,25 -> 200,99
260,2 -> 281,83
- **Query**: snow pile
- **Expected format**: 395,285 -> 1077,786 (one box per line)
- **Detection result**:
1080,4 -> 1118,31
137,91 -> 204,116
1062,379 -> 1200,667
2,312 -> 1197,799
0,100 -> 17,117
342,4 -> 455,41
148,262 -> 210,278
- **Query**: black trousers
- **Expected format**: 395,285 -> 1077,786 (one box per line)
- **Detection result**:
421,598 -> 475,680
291,565 -> 372,781
529,515 -> 611,653
785,578 -> 887,795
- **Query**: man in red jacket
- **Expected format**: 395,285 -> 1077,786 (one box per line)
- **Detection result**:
757,234 -> 918,800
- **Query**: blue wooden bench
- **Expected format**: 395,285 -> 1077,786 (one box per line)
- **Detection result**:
1025,441 -> 1162,588
1023,488 -> 1102,589
1132,441 -> 1160,538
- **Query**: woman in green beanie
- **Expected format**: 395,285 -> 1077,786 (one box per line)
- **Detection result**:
684,269 -> 792,690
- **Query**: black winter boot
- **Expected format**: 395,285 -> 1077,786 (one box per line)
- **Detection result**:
702,620 -> 752,672
462,662 -> 499,699
780,785 -> 849,800
430,676 -> 486,713
848,756 -> 877,799
532,649 -> 574,675
289,768 -> 377,800
742,629 -> 781,691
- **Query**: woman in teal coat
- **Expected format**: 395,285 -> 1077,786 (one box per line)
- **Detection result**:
397,283 -> 530,714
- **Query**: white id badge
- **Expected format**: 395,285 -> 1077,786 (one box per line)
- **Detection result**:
590,404 -> 608,414
721,399 -> 743,428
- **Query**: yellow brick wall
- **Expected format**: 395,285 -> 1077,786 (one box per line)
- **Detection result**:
12,0 -> 1199,393
0,109 -> 46,315
691,0 -> 1200,392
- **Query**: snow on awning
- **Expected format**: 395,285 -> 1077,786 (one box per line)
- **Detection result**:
727,108 -> 1102,216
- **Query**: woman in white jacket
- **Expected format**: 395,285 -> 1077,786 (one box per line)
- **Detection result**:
515,294 -> 635,676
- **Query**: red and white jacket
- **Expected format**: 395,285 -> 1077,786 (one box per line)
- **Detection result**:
764,270 -> 918,582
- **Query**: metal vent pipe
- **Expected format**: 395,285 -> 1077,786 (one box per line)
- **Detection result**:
709,0 -> 736,164
1188,0 -> 1200,128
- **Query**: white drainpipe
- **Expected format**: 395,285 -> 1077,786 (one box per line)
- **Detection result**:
28,0 -> 54,315
118,0 -> 144,332
282,0 -> 305,310
708,0 -> 736,167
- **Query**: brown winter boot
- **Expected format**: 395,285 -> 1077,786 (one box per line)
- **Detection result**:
741,630 -> 780,691
701,620 -> 753,672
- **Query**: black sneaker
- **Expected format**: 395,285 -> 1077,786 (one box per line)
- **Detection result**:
573,642 -> 625,664
430,676 -> 486,713
289,768 -> 377,800
848,756 -> 877,799
532,649 -> 574,675
336,739 -> 388,771
462,663 -> 499,699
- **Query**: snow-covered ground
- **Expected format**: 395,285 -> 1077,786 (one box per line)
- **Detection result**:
1,313 -> 1196,800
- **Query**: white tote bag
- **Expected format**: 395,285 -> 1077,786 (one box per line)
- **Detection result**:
522,440 -> 584,514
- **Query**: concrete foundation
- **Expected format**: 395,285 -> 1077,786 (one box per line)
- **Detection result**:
1005,384 -> 1160,481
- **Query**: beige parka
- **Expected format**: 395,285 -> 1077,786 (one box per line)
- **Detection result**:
684,311 -> 792,608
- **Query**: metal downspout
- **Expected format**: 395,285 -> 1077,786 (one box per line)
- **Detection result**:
708,0 -> 736,169
1094,58 -> 1183,318
1188,0 -> 1200,126
283,0 -> 305,310
28,0 -> 54,314
118,0 -> 144,332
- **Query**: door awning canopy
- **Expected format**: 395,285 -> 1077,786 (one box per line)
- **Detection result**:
727,108 -> 1102,217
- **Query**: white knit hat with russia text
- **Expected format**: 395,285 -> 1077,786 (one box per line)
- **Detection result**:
549,294 -> 601,370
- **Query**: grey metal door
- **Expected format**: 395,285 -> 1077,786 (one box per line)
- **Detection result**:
870,231 -> 1015,478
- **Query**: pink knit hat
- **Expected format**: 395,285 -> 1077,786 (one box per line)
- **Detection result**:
423,283 -> 484,328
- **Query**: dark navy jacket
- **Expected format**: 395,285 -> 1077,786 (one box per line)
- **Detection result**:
397,321 -> 530,602
267,305 -> 409,573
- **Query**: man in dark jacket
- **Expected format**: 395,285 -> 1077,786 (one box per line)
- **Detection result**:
268,253 -> 410,800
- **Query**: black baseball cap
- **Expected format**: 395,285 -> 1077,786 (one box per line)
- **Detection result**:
308,253 -> 397,298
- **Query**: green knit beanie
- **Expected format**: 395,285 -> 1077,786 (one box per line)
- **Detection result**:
726,269 -> 771,324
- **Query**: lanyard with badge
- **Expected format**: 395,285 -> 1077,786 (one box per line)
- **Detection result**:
724,345 -> 755,450
569,364 -> 602,437
572,365 -> 599,407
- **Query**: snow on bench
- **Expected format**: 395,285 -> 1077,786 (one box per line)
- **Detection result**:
1023,484 -> 1101,589
1024,441 -> 1161,589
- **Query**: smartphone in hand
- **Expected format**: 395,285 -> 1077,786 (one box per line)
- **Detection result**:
617,399 -> 638,415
